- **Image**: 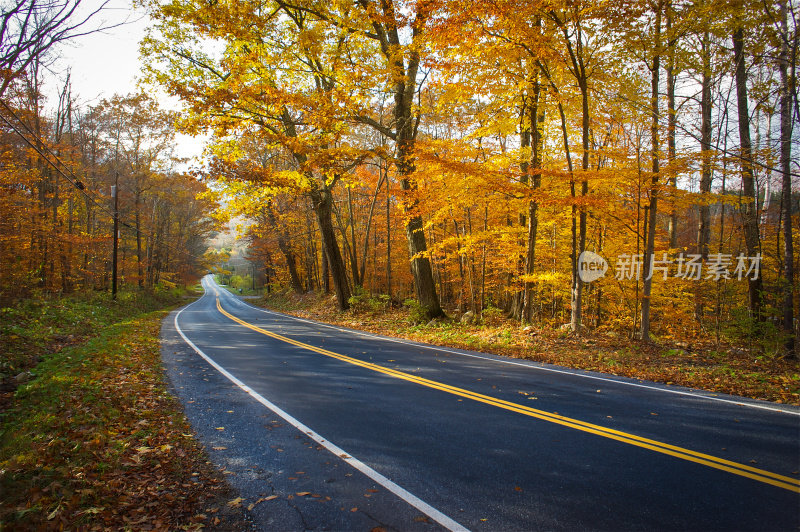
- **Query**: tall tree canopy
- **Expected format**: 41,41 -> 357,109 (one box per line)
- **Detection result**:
138,0 -> 798,354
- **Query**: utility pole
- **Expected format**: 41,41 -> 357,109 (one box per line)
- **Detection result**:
111,173 -> 119,300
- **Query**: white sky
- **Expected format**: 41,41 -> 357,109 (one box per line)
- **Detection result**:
50,0 -> 207,165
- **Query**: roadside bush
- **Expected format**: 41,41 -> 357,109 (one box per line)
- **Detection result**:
348,287 -> 390,314
403,298 -> 430,324
724,307 -> 792,358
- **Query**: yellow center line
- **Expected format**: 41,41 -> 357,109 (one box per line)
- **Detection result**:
214,294 -> 800,493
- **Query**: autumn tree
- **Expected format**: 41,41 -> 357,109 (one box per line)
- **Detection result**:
0,73 -> 216,299
731,0 -> 765,320
142,0 -> 380,309
240,0 -> 448,318
98,93 -> 176,288
770,0 -> 797,354
0,0 -> 114,97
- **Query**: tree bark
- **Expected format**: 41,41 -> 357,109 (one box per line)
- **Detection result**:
311,186 -> 351,310
553,13 -> 590,334
347,186 -> 361,287
778,0 -> 795,355
386,170 -> 392,298
360,0 -> 443,319
522,69 -> 544,323
359,172 -> 386,285
640,3 -> 662,342
266,204 -> 304,294
135,186 -> 144,289
732,25 -> 764,319
698,30 -> 713,259
666,2 -> 678,249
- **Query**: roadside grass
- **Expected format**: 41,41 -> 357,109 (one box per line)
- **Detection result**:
257,290 -> 800,405
0,292 -> 250,529
218,284 -> 261,297
1,289 -> 193,386
215,276 -> 261,297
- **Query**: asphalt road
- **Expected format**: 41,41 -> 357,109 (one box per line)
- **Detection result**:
160,275 -> 800,531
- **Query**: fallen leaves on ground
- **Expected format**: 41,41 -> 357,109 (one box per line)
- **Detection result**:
0,310 -> 251,530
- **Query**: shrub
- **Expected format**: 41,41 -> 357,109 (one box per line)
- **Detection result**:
403,298 -> 430,324
348,287 -> 390,313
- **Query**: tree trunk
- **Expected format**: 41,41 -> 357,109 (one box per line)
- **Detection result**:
135,192 -> 144,289
346,186 -> 361,287
359,172 -> 386,286
311,187 -> 351,310
640,3 -> 662,342
778,0 -> 795,355
333,198 -> 359,288
267,205 -> 304,294
698,30 -> 713,259
732,25 -> 764,319
321,248 -> 330,294
511,90 -> 532,321
571,77 -> 589,333
366,0 -> 443,319
386,171 -> 392,298
555,14 -> 590,334
522,70 -> 545,323
666,2 -> 678,250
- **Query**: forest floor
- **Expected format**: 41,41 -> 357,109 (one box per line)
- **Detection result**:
251,289 -> 800,406
0,291 -> 252,530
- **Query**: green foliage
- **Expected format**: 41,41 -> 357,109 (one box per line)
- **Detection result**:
348,287 -> 390,314
724,307 -> 792,358
482,306 -> 505,326
0,290 -> 185,382
403,298 -> 430,325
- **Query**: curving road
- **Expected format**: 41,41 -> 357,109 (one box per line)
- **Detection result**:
160,275 -> 800,531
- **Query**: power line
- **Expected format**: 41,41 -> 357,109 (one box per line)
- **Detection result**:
0,97 -> 207,264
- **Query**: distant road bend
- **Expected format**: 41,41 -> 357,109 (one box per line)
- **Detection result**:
163,275 -> 800,531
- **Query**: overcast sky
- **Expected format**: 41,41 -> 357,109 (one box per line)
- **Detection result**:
52,0 -> 206,164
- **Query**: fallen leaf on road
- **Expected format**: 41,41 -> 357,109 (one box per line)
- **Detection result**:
227,497 -> 244,508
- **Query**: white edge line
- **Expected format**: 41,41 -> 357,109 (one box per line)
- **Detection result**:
173,297 -> 469,532
214,278 -> 800,417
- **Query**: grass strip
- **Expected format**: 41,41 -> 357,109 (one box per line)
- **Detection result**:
0,308 -> 249,529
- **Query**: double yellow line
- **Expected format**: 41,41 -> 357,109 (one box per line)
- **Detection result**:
215,295 -> 800,494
